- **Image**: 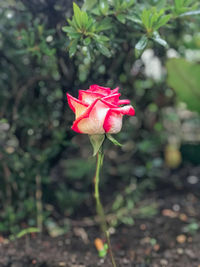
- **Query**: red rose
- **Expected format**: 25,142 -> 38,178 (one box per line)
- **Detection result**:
67,84 -> 135,134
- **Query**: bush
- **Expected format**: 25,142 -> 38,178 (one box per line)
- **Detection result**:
0,0 -> 199,235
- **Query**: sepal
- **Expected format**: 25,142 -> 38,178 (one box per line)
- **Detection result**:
106,134 -> 122,146
89,134 -> 105,156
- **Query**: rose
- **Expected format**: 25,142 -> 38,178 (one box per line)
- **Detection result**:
67,85 -> 135,264
67,84 -> 135,135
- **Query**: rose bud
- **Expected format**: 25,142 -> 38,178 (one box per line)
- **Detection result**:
67,84 -> 135,135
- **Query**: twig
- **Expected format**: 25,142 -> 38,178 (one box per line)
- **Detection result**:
2,162 -> 12,207
12,75 -> 49,120
35,174 -> 43,233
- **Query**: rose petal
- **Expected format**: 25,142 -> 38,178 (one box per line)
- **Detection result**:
102,93 -> 121,105
78,90 -> 104,104
67,93 -> 88,119
89,84 -> 111,95
103,109 -> 123,134
111,105 -> 135,115
103,105 -> 135,133
100,98 -> 118,108
111,87 -> 119,94
118,99 -> 131,105
72,99 -> 110,134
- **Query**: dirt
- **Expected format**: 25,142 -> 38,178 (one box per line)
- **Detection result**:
0,168 -> 200,267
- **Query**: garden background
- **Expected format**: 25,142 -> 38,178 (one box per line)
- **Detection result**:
0,0 -> 200,266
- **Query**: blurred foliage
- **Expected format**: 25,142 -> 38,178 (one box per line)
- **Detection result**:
166,58 -> 200,113
0,0 -> 200,236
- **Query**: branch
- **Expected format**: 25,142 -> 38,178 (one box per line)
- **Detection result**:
12,75 -> 49,120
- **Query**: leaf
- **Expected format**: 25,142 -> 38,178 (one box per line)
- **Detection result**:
99,0 -> 109,15
154,14 -> 171,30
173,0 -> 194,16
156,0 -> 167,10
63,26 -> 81,39
120,216 -> 134,225
83,37 -> 91,45
116,14 -> 126,23
73,3 -> 82,28
89,134 -> 105,156
85,17 -> 94,31
106,134 -> 122,146
113,0 -> 120,10
95,35 -> 110,42
135,35 -> 148,58
95,18 -> 113,32
174,0 -> 183,10
82,0 -> 97,11
149,10 -> 159,29
96,43 -> 111,57
152,31 -> 168,47
81,11 -> 89,26
141,9 -> 150,29
126,14 -> 142,25
68,32 -> 81,39
69,39 -> 78,57
17,227 -> 40,238
166,58 -> 200,113
62,26 -> 75,33
179,9 -> 200,16
124,0 -> 135,8
67,18 -> 75,28
98,243 -> 108,258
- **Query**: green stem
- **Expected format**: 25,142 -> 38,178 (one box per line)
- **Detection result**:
94,150 -> 117,267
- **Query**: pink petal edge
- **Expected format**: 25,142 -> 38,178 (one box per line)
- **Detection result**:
67,93 -> 88,113
71,98 -> 100,133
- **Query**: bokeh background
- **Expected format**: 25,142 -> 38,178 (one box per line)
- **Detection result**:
0,0 -> 200,238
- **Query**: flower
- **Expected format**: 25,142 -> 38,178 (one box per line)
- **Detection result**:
67,84 -> 135,135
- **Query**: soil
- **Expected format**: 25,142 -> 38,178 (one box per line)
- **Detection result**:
0,167 -> 200,267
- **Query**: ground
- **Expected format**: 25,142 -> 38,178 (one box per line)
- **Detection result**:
0,166 -> 200,267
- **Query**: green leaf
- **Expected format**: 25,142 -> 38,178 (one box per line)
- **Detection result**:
152,31 -> 168,47
149,9 -> 160,29
68,32 -> 81,39
82,0 -> 97,11
98,243 -> 108,258
96,43 -> 111,57
120,216 -> 134,225
73,3 -> 82,28
113,0 -> 120,10
179,9 -> 200,16
154,14 -> 171,30
69,39 -> 78,57
174,0 -> 183,10
123,0 -> 135,8
166,58 -> 200,113
17,227 -> 40,238
85,17 -> 94,31
106,134 -> 122,146
67,18 -> 75,28
95,34 -> 110,42
95,18 -> 113,32
135,35 -> 148,58
89,134 -> 105,156
82,12 -> 89,26
141,9 -> 150,29
116,14 -> 126,23
126,14 -> 142,25
83,37 -> 91,45
173,0 -> 196,16
62,26 -> 75,33
99,0 -> 109,15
